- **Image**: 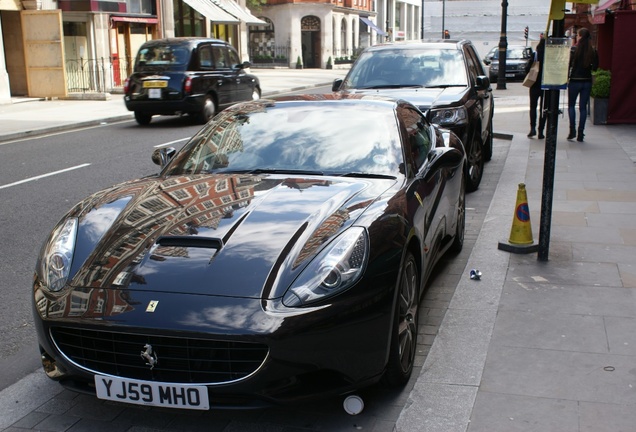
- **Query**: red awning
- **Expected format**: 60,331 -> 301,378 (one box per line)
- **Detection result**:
592,0 -> 622,24
111,16 -> 159,24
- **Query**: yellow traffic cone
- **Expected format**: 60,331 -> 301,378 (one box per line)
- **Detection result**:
498,183 -> 538,254
508,183 -> 533,245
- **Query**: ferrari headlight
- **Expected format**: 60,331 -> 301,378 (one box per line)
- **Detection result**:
42,218 -> 78,292
429,106 -> 468,127
283,227 -> 368,307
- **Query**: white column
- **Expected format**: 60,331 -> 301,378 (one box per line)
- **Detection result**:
0,15 -> 12,103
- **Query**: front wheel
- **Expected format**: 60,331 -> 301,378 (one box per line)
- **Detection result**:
134,111 -> 152,126
252,87 -> 261,101
383,252 -> 419,387
465,130 -> 484,193
484,116 -> 494,162
449,175 -> 466,254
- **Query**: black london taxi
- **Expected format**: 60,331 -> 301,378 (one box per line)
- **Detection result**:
124,37 -> 261,125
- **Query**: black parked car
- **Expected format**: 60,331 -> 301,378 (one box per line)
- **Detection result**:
332,40 -> 494,192
33,94 -> 466,411
124,37 -> 261,125
483,45 -> 533,81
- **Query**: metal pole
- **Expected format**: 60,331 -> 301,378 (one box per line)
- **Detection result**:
537,19 -> 565,262
442,0 -> 446,39
496,0 -> 508,90
421,0 -> 425,39
386,0 -> 390,40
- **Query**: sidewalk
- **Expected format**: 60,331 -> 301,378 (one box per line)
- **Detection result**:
1,68 -> 636,431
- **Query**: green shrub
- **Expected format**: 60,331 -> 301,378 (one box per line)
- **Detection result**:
591,69 -> 611,98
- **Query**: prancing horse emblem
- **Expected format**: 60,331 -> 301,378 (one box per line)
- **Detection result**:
140,344 -> 158,370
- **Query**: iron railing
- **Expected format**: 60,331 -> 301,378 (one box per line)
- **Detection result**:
65,57 -> 132,93
249,45 -> 290,66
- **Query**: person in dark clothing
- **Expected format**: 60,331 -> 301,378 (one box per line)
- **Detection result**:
526,36 -> 546,138
567,28 -> 599,142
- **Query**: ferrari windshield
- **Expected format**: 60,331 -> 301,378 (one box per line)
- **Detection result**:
164,100 -> 404,177
344,48 -> 468,88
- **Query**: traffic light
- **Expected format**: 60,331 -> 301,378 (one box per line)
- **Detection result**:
524,26 -> 529,39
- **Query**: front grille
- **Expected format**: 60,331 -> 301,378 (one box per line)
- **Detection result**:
51,327 -> 268,384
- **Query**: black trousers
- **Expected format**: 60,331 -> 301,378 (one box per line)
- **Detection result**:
529,86 -> 547,132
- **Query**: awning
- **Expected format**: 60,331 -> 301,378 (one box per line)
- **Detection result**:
592,0 -> 622,24
111,16 -> 159,24
183,0 -> 239,24
212,0 -> 266,25
360,17 -> 387,36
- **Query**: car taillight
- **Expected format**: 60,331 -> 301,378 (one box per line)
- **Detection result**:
184,77 -> 192,95
123,78 -> 130,94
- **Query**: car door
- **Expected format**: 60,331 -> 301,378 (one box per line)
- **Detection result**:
398,105 -> 443,278
208,44 -> 235,108
226,46 -> 252,102
464,45 -> 493,146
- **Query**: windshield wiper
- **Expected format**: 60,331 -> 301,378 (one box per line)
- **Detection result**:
424,84 -> 466,89
338,172 -> 397,180
357,84 -> 423,89
224,168 -> 324,176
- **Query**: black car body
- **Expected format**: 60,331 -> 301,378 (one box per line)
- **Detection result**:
33,95 -> 466,411
332,40 -> 494,193
124,37 -> 261,125
483,45 -> 533,81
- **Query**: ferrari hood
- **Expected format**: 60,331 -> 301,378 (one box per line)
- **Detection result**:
342,87 -> 467,111
67,174 -> 395,299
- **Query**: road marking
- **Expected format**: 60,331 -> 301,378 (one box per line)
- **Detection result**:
154,137 -> 190,148
0,163 -> 91,190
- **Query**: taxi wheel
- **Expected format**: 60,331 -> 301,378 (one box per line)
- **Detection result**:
252,88 -> 261,101
197,96 -> 216,124
134,111 -> 152,126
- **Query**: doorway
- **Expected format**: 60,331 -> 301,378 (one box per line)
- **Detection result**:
301,16 -> 321,68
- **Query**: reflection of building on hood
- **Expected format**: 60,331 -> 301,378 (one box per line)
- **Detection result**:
213,153 -> 229,168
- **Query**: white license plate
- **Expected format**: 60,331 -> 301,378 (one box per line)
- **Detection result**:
94,375 -> 209,410
148,88 -> 162,99
505,73 -> 515,78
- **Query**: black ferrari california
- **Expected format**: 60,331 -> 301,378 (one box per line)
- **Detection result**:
33,94 -> 466,411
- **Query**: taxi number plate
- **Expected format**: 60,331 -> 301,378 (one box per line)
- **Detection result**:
148,88 -> 162,99
505,73 -> 515,78
143,81 -> 168,88
94,375 -> 209,410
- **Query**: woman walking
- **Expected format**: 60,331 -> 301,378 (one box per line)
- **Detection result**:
567,28 -> 598,142
527,36 -> 546,138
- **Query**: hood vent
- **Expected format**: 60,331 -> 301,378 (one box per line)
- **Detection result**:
156,236 -> 223,250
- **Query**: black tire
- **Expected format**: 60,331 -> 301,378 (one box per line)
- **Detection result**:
484,116 -> 494,162
383,252 -> 419,387
134,111 -> 152,126
449,175 -> 466,254
196,95 -> 216,124
252,87 -> 261,101
465,129 -> 484,193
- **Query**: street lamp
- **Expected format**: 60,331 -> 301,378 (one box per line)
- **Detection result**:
497,0 -> 508,90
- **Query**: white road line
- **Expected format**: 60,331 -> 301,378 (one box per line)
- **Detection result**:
154,137 -> 190,148
0,163 -> 91,190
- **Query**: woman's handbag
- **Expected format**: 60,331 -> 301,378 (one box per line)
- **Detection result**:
523,58 -> 540,88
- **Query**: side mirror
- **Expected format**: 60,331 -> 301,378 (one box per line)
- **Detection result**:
332,78 -> 343,92
152,147 -> 176,167
483,59 -> 491,66
475,75 -> 491,90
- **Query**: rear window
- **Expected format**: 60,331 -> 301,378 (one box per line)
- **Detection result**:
135,45 -> 190,70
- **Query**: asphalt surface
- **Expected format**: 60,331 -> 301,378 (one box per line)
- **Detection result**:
1,68 -> 636,431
